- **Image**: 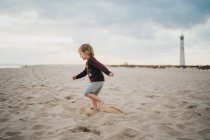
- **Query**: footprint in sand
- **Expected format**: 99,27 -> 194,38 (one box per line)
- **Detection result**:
145,95 -> 160,99
70,126 -> 100,135
34,131 -> 45,136
0,97 -> 7,102
183,111 -> 202,119
176,124 -> 186,129
64,95 -> 77,103
199,128 -> 210,139
158,123 -> 182,136
4,131 -> 21,137
0,117 -> 8,122
158,123 -> 173,131
187,104 -> 198,109
32,125 -> 52,136
65,95 -> 72,100
80,105 -> 124,117
166,130 -> 182,136
205,102 -> 210,106
32,125 -> 52,130
105,126 -> 142,139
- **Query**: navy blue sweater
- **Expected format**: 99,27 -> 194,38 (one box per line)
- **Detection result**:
76,55 -> 111,82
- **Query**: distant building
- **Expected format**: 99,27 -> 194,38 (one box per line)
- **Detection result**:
180,34 -> 185,66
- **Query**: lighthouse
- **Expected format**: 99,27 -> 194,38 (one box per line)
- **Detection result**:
180,34 -> 185,66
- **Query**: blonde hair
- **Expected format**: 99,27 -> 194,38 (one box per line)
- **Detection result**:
79,44 -> 94,56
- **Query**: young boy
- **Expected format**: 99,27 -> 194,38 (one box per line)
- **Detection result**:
72,44 -> 114,111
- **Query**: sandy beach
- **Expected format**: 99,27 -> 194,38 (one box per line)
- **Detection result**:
0,65 -> 210,140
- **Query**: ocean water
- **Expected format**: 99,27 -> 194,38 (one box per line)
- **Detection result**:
0,64 -> 24,69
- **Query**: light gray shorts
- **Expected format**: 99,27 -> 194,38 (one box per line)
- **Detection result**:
84,81 -> 104,96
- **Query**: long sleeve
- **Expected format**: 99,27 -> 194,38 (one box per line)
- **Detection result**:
88,56 -> 111,76
75,68 -> 87,79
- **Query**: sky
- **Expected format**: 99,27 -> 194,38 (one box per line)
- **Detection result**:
0,0 -> 210,65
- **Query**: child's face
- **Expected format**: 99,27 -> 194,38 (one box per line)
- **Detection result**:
79,51 -> 89,60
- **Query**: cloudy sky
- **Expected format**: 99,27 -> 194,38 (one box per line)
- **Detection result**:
0,0 -> 210,65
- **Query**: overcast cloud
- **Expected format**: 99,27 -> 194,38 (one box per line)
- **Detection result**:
0,0 -> 210,65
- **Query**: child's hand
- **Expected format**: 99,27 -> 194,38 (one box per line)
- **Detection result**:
109,72 -> 114,77
72,76 -> 76,80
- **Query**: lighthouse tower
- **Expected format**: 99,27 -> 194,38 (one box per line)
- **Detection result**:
180,34 -> 185,66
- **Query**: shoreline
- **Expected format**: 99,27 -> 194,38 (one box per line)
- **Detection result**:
1,64 -> 210,72
1,64 -> 210,70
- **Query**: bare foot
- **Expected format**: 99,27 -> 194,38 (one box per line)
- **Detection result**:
97,100 -> 104,111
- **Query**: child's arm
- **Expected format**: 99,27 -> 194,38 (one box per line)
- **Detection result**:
89,56 -> 112,76
73,68 -> 87,80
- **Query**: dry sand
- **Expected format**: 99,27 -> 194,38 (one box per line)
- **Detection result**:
0,65 -> 210,140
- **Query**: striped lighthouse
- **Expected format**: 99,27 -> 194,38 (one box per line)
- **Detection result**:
180,34 -> 185,66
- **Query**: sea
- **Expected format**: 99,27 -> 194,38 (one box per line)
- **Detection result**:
0,64 -> 25,69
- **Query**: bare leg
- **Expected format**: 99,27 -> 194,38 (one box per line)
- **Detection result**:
86,93 -> 104,111
86,93 -> 102,102
91,99 -> 97,111
97,100 -> 104,111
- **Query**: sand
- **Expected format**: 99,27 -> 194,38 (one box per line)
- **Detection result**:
0,65 -> 210,140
